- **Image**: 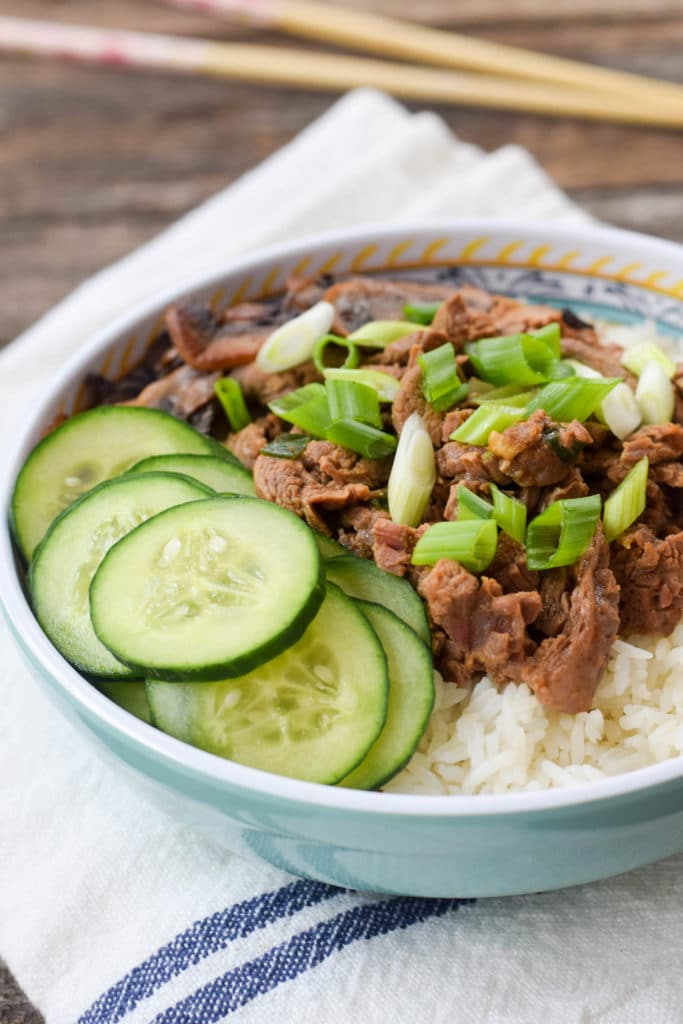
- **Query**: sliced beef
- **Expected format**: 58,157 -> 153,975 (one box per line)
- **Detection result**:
253,441 -> 385,534
441,408 -> 472,443
611,526 -> 683,636
433,284 -> 560,339
560,317 -> 626,379
231,359 -> 320,406
430,293 -> 496,348
520,528 -> 620,713
323,278 -> 454,336
123,364 -> 219,420
370,328 -> 447,370
437,442 -> 510,517
418,560 -> 541,683
227,413 -> 283,470
337,505 -> 386,558
534,568 -> 571,637
537,467 -> 589,511
371,518 -> 424,577
165,300 -> 283,371
621,423 -> 683,467
283,274 -> 326,311
488,411 -> 592,487
431,630 -> 471,688
487,533 -> 539,594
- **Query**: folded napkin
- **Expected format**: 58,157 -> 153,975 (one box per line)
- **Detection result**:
3,89 -> 682,1024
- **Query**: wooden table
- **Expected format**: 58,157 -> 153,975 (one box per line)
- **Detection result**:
0,0 -> 681,348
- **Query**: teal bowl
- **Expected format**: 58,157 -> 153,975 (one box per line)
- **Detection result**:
2,220 -> 683,898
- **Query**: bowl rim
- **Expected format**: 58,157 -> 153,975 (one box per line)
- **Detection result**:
2,215 -> 683,819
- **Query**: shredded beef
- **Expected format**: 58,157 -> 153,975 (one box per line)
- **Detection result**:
301,441 -> 389,488
323,278 -> 454,335
488,411 -> 592,487
520,528 -> 620,713
370,328 -> 448,370
419,560 -> 541,682
538,467 -> 589,511
230,359 -> 320,406
372,518 -> 424,577
227,413 -> 283,470
487,533 -> 539,594
165,301 -> 283,371
560,318 -> 627,379
621,423 -> 683,467
611,526 -> 683,636
337,505 -> 386,558
391,363 -> 445,447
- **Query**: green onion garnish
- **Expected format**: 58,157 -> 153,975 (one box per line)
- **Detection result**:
621,340 -> 676,379
323,367 -> 400,403
402,301 -> 443,325
635,360 -> 675,425
256,300 -> 334,373
260,433 -> 312,459
347,320 -> 421,348
269,383 -> 332,437
418,343 -> 467,412
525,494 -> 601,570
603,457 -> 649,543
489,484 -> 527,544
312,334 -> 360,374
411,519 -> 498,572
465,332 -> 559,386
470,383 -> 536,407
214,378 -> 251,432
564,360 -> 641,439
450,403 -> 526,445
530,322 -> 562,357
388,412 -> 436,527
525,377 -> 621,422
326,379 -> 381,428
456,485 -> 495,521
326,418 -> 397,459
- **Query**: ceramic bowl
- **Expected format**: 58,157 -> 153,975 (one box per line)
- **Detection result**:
2,220 -> 683,898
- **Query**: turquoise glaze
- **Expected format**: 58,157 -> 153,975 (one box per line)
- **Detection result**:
2,220 -> 683,897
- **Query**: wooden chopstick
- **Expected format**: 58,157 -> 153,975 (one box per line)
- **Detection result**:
159,0 -> 683,114
1,17 -> 682,128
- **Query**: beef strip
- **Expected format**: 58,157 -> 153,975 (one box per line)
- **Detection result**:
370,328 -> 447,370
537,467 -> 590,511
283,274 -> 326,311
230,359 -> 320,406
253,441 -> 386,533
371,518 -> 425,577
418,559 -> 542,683
520,528 -> 620,713
621,423 -> 683,467
437,442 -> 510,518
430,287 -> 560,348
488,411 -> 592,487
165,300 -> 284,371
391,363 -> 445,447
123,364 -> 219,420
336,505 -> 386,558
227,413 -> 284,470
611,525 -> 683,636
560,316 -> 627,378
486,533 -> 539,594
323,278 -> 455,335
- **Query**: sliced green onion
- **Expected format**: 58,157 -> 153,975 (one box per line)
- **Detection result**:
526,377 -> 620,422
323,367 -> 400,403
256,300 -> 334,372
544,361 -> 576,380
467,378 -> 495,397
411,520 -> 498,572
214,377 -> 251,432
326,418 -> 397,459
621,340 -> 676,379
418,343 -> 460,412
326,379 -> 381,428
434,381 -> 469,411
347,320 -> 421,348
565,360 -> 641,438
388,412 -> 436,527
470,382 -> 535,407
530,322 -> 562,357
635,360 -> 675,425
260,433 -> 311,459
526,494 -> 601,570
450,404 -> 526,445
465,332 -> 559,386
402,301 -> 442,325
312,334 -> 360,373
603,457 -> 649,543
269,383 -> 332,437
489,484 -> 527,544
456,485 -> 494,521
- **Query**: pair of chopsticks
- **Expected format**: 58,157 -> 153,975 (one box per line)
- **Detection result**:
1,1 -> 682,127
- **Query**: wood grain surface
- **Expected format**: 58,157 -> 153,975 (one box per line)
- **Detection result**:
0,0 -> 681,346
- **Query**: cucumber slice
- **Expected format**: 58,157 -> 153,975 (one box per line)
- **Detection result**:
30,472 -> 212,678
339,601 -> 434,790
325,554 -> 430,644
11,406 -> 232,561
313,532 -> 348,560
129,454 -> 255,496
90,496 -> 325,680
96,681 -> 151,724
146,583 -> 389,783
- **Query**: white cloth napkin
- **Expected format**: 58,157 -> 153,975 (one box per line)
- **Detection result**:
4,89 -> 682,1024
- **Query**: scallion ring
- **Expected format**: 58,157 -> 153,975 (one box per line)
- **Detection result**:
411,520 -> 499,573
312,334 -> 360,374
214,377 -> 251,432
525,494 -> 601,570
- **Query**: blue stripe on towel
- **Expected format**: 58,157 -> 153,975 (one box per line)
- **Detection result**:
153,896 -> 471,1024
79,879 -> 338,1024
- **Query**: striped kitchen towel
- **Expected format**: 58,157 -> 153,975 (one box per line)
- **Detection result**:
3,89 -> 683,1024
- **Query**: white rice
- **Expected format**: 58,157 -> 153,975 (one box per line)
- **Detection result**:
385,318 -> 683,795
